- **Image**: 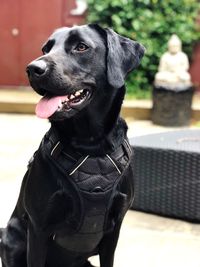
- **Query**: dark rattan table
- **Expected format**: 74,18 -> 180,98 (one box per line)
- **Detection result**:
130,129 -> 200,222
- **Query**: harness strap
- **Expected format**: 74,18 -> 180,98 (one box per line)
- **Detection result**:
123,138 -> 132,158
106,154 -> 121,174
48,129 -> 132,176
50,141 -> 61,157
69,155 -> 89,176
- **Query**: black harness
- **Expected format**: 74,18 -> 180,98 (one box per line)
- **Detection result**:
28,128 -> 133,253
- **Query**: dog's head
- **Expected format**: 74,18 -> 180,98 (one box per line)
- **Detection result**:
27,24 -> 145,120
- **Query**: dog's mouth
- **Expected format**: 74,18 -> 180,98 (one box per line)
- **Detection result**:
35,89 -> 92,119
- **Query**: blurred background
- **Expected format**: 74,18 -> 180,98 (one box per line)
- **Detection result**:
0,0 -> 85,87
0,0 -> 199,96
1,1 -> 200,267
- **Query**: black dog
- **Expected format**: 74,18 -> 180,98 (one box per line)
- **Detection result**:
0,24 -> 144,267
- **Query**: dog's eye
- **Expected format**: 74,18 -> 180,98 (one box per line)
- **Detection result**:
74,42 -> 89,52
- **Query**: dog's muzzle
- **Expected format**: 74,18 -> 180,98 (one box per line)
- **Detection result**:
26,59 -> 48,79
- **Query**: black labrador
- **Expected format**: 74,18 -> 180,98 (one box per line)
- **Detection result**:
0,24 -> 144,267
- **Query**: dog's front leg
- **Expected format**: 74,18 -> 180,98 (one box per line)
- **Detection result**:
99,222 -> 122,267
27,222 -> 48,267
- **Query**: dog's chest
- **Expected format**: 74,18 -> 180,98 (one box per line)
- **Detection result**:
48,143 -> 130,253
26,134 -> 131,253
52,153 -> 124,252
59,152 -> 124,191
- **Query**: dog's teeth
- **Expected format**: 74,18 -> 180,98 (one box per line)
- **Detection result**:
61,99 -> 68,104
79,89 -> 84,93
70,95 -> 75,100
75,91 -> 81,97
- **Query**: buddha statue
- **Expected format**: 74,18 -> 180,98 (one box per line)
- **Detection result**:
155,34 -> 192,89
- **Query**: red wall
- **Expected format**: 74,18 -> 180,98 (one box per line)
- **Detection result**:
0,0 -> 85,87
190,43 -> 200,91
0,1 -> 199,88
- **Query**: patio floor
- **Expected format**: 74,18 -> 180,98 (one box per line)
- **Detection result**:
0,113 -> 200,267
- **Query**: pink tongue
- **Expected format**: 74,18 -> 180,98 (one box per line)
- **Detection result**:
35,95 -> 68,119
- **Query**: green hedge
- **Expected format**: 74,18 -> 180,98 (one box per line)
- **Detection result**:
87,0 -> 200,97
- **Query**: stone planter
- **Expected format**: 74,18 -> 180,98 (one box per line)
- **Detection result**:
152,86 -> 194,126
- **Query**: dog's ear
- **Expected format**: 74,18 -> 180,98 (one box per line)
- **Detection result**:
105,28 -> 145,88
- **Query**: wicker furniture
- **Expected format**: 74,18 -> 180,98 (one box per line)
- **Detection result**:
130,129 -> 200,222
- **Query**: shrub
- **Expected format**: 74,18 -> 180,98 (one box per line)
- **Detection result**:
87,0 -> 200,97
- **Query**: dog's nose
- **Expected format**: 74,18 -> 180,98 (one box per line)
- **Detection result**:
26,60 -> 47,78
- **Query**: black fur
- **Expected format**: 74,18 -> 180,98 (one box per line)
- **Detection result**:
0,24 -> 144,267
